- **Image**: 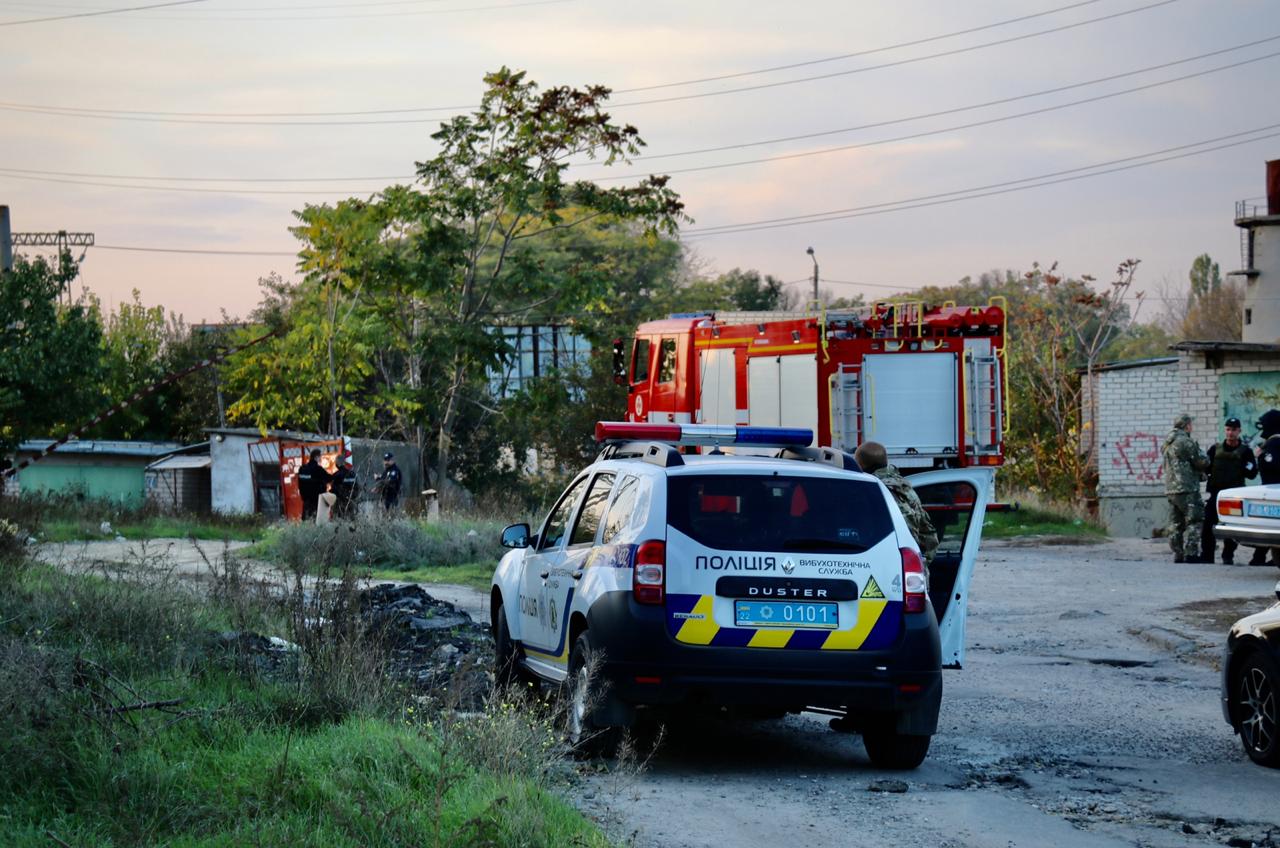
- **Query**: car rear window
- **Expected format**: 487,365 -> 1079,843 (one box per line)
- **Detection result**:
666,474 -> 892,553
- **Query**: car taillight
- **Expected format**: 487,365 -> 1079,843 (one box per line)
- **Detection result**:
1219,498 -> 1244,517
633,540 -> 666,605
901,547 -> 927,614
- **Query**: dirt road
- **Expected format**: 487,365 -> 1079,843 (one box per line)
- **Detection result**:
580,538 -> 1280,848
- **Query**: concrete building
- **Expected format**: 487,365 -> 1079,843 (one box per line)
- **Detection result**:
10,440 -> 183,506
1089,160 -> 1280,536
207,427 -> 421,516
1231,159 -> 1280,343
145,444 -> 212,514
1088,358 -> 1181,537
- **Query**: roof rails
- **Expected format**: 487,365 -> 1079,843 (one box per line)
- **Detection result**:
597,441 -> 685,468
777,446 -> 862,473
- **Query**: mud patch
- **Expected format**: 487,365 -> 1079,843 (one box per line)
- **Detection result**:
1171,596 -> 1273,633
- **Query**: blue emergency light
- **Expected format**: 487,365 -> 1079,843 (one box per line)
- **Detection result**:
594,421 -> 813,448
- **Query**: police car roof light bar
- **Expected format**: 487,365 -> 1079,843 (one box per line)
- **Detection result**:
594,421 -> 813,448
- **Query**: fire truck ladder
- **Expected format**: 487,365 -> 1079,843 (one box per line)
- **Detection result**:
965,351 -> 1002,455
831,363 -> 862,453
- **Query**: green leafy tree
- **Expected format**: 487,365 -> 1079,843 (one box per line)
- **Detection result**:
306,68 -> 687,486
0,255 -> 104,456
1188,253 -> 1222,302
223,274 -> 379,435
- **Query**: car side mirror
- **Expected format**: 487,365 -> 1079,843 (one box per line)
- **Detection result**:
502,523 -> 532,549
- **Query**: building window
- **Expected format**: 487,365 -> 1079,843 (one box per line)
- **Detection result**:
487,325 -> 592,399
1246,308 -> 1253,325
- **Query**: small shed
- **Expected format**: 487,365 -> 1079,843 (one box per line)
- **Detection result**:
145,445 -> 212,514
13,439 -> 184,506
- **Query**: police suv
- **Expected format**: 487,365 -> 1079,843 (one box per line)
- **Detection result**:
490,422 -> 992,768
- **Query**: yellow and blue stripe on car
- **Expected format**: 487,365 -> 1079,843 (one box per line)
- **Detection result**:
665,592 -> 901,651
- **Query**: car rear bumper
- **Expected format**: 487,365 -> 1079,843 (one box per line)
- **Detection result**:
583,591 -> 943,729
1213,523 -> 1280,545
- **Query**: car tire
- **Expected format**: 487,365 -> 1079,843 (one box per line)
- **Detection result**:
861,721 -> 932,770
493,604 -> 537,692
566,631 -> 623,757
1232,648 -> 1280,768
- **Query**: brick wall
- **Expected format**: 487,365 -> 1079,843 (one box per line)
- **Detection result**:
1094,362 -> 1180,497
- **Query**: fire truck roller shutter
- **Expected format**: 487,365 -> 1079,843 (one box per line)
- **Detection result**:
861,353 -> 958,463
697,348 -> 737,425
747,354 -> 819,437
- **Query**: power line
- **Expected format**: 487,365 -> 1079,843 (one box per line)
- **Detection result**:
683,125 -> 1280,238
613,0 -> 1107,94
0,0 -> 1179,120
77,124 -> 1279,258
8,34 -> 1270,180
609,0 -> 1182,109
6,41 -> 1275,197
590,49 -> 1280,183
686,123 -> 1280,234
3,0 -> 571,23
0,0 -> 206,27
96,244 -> 296,256
630,36 -> 1280,162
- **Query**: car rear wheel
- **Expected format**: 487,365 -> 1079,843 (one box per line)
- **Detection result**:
1233,649 -> 1280,767
493,604 -> 537,691
861,720 -> 932,770
566,631 -> 623,757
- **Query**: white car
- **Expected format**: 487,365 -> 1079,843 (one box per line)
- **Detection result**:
489,422 -> 992,769
1213,483 -> 1280,551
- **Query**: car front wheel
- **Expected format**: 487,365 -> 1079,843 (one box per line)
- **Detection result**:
493,603 -> 537,692
1233,649 -> 1280,767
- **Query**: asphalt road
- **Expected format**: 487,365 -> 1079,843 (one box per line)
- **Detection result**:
579,537 -> 1280,848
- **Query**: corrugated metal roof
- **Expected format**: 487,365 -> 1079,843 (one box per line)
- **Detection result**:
17,440 -> 184,458
147,454 -> 212,471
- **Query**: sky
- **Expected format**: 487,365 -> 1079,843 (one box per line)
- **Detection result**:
2,0 -> 1278,323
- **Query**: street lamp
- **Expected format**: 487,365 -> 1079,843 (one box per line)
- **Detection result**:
806,246 -> 819,305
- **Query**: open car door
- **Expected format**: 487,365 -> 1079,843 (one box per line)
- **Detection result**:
905,467 -> 994,669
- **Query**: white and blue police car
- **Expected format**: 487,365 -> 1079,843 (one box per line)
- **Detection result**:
490,422 -> 992,768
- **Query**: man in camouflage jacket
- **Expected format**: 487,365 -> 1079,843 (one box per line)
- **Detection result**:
1163,413 -> 1210,563
853,441 -> 939,563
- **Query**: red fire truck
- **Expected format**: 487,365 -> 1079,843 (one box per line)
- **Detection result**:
621,300 -> 1008,469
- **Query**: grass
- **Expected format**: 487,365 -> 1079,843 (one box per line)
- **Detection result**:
367,561 -> 494,592
982,504 -> 1107,539
40,516 -> 266,543
0,555 -> 610,848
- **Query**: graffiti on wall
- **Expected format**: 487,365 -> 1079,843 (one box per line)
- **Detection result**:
1112,432 -> 1164,482
1220,371 -> 1280,444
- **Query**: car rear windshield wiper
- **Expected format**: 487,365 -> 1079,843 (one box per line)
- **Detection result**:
781,538 -> 869,553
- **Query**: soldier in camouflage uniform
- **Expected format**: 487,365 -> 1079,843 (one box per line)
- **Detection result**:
1162,413 -> 1210,563
853,441 -> 939,563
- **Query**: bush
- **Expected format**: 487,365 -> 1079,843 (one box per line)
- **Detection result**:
268,515 -> 507,572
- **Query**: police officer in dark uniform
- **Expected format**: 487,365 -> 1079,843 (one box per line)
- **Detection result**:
376,452 -> 402,512
333,461 -> 359,519
1249,409 -> 1280,565
297,449 -> 333,520
1202,417 -> 1257,564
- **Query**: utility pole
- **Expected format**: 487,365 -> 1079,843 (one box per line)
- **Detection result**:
4,209 -> 95,297
806,245 -> 819,305
1,206 -> 12,272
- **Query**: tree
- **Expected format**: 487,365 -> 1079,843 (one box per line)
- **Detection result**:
0,255 -> 104,456
222,274 -> 379,435
310,68 -> 686,487
1188,253 -> 1222,302
93,289 -> 170,440
1158,254 -> 1243,341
